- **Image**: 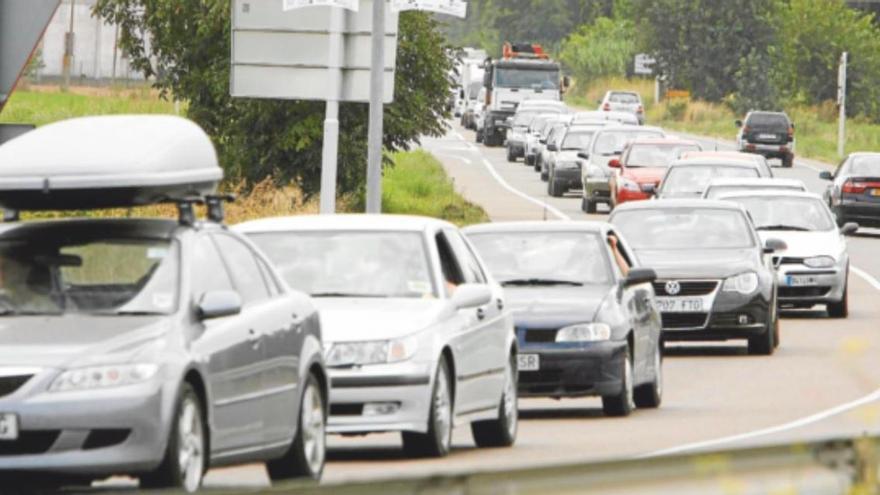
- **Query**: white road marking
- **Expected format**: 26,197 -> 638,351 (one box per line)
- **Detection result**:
478,158 -> 570,220
434,153 -> 472,166
641,266 -> 880,458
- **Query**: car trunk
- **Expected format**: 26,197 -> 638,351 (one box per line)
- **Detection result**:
745,116 -> 790,145
843,176 -> 880,203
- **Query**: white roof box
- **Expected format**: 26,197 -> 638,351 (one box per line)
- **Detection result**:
0,115 -> 222,211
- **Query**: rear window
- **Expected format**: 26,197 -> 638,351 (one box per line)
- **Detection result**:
746,113 -> 789,128
610,93 -> 639,104
849,156 -> 880,176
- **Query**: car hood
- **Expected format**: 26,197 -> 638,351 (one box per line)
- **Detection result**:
635,248 -> 759,278
756,230 -> 842,259
504,285 -> 610,327
314,298 -> 449,343
555,150 -> 583,163
0,315 -> 168,368
623,167 -> 666,183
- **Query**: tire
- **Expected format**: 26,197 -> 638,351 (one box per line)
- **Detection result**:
828,282 -> 849,318
634,344 -> 662,408
534,159 -> 542,173
582,197 -> 597,214
140,383 -> 207,493
471,354 -> 518,448
267,373 -> 326,481
506,146 -> 516,162
548,176 -> 564,197
402,359 -> 453,458
748,317 -> 776,356
782,154 -> 794,168
540,169 -> 549,181
602,350 -> 635,417
475,128 -> 483,143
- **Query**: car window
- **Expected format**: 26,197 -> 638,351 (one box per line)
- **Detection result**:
706,184 -> 803,199
612,208 -> 755,250
746,113 -> 789,128
610,93 -> 639,104
849,155 -> 880,176
192,235 -> 235,298
561,131 -> 595,150
663,166 -> 759,195
441,230 -> 486,284
435,232 -> 466,295
255,256 -> 282,297
212,234 -> 271,305
627,143 -> 701,167
728,196 -> 835,232
593,130 -> 664,156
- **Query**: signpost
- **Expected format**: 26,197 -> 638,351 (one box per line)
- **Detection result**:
837,51 -> 847,159
633,53 -> 655,76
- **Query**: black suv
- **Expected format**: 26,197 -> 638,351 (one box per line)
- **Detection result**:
735,111 -> 795,168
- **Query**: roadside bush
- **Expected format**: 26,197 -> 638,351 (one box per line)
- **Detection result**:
559,17 -> 636,83
665,100 -> 688,121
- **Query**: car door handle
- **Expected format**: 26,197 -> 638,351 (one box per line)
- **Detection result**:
476,307 -> 486,320
290,313 -> 304,332
496,299 -> 504,311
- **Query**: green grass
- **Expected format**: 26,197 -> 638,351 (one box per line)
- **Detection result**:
383,150 -> 489,226
0,87 -> 176,126
570,77 -> 880,165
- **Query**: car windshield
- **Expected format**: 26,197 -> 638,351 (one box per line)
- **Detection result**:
747,113 -> 789,127
593,130 -> 664,156
728,196 -> 835,232
663,166 -> 759,194
513,111 -> 540,127
612,208 -> 754,250
0,234 -> 179,316
541,121 -> 564,139
627,143 -> 701,167
561,131 -> 596,150
467,232 -> 612,285
706,184 -> 803,199
529,116 -> 552,133
609,93 -> 639,103
850,156 -> 880,176
495,68 -> 560,89
247,231 -> 436,299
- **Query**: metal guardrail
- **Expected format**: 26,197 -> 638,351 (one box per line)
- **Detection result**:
179,436 -> 880,495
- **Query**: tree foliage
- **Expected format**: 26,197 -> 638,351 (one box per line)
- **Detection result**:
558,17 -> 636,83
92,1 -> 455,196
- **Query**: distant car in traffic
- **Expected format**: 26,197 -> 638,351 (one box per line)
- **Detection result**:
237,215 -> 519,458
609,138 -> 702,209
533,115 -> 572,173
573,110 -> 640,126
464,222 -> 662,416
505,102 -> 567,162
702,177 -> 808,199
0,116 -> 327,492
525,114 -> 569,167
821,152 -> 880,230
610,200 -> 784,355
719,191 -> 855,318
598,91 -> 645,125
680,150 -> 774,177
580,126 -> 666,213
655,159 -> 768,199
736,111 -> 795,168
545,125 -> 602,196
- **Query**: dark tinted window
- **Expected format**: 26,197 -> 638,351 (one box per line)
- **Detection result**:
212,234 -> 270,305
443,230 -> 486,284
746,113 -> 789,128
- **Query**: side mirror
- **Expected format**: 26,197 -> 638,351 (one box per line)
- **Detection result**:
539,139 -> 547,145
790,122 -> 795,129
735,119 -> 743,128
819,170 -> 833,181
608,158 -> 622,169
547,143 -> 558,152
841,222 -> 859,235
197,290 -> 242,320
642,183 -> 656,195
577,151 -> 590,160
625,268 -> 657,287
451,283 -> 491,309
563,75 -> 572,89
763,238 -> 788,254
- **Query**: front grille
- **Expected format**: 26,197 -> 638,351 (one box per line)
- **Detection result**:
661,312 -> 709,329
83,429 -> 131,450
779,286 -> 831,298
0,430 -> 60,456
0,375 -> 32,398
773,256 -> 805,266
524,329 -> 558,343
653,280 -> 718,296
330,404 -> 364,416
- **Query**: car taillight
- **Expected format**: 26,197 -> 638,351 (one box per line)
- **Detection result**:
603,103 -> 611,111
842,180 -> 867,194
636,105 -> 644,114
788,127 -> 794,138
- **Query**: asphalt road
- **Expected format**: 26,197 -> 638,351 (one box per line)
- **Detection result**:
93,123 -> 880,491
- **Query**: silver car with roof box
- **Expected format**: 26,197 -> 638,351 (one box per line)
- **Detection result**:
0,116 -> 327,492
702,177 -> 808,199
656,158 -> 769,199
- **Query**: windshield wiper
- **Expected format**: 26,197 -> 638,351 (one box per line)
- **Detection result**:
110,310 -> 167,316
500,278 -> 584,287
756,224 -> 811,231
311,292 -> 391,298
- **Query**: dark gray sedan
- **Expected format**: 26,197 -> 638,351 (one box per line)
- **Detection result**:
821,152 -> 880,229
464,222 -> 662,417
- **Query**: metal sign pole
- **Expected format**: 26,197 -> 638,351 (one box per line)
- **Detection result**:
837,51 -> 847,159
320,6 -> 345,214
365,0 -> 385,214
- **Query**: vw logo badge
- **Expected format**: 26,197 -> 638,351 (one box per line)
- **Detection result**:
665,281 -> 681,296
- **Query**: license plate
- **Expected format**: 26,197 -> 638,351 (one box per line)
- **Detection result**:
517,354 -> 540,371
758,133 -> 777,140
656,297 -> 704,313
787,275 -> 819,287
0,413 -> 18,441
871,189 -> 880,197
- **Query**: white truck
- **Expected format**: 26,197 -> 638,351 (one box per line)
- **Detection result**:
478,43 -> 565,147
453,48 -> 488,118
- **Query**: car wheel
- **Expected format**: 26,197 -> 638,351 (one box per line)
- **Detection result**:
548,177 -> 564,197
471,353 -> 518,447
267,373 -> 326,481
475,128 -> 483,143
506,146 -> 516,162
634,344 -> 662,408
402,359 -> 453,457
602,350 -> 635,417
140,383 -> 206,493
582,197 -> 597,214
748,317 -> 776,356
827,282 -> 849,318
782,154 -> 794,168
540,169 -> 549,181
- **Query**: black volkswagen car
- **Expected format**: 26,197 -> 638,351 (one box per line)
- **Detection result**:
464,222 -> 662,417
610,200 -> 784,355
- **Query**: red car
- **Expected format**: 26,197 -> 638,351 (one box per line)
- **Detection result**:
609,138 -> 702,209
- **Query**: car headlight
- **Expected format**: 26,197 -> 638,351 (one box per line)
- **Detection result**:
555,323 -> 612,342
722,272 -> 759,295
804,256 -> 835,268
49,364 -> 160,393
557,160 -> 579,169
326,336 -> 419,367
618,177 -> 640,192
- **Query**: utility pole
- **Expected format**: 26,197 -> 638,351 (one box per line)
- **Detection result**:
62,0 -> 75,91
365,0 -> 385,213
837,52 -> 847,159
319,6 -> 345,214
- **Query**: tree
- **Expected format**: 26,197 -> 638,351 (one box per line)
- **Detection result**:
558,17 -> 636,83
92,1 -> 455,197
